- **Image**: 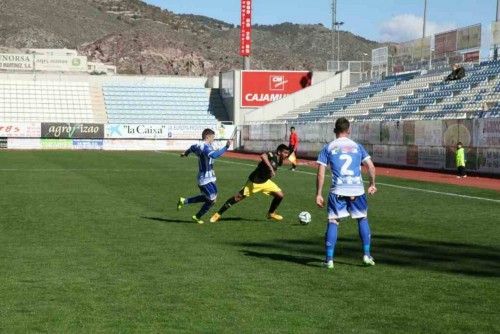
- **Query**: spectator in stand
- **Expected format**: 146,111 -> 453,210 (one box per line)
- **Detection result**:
289,127 -> 299,171
455,142 -> 467,178
300,71 -> 313,88
445,64 -> 466,82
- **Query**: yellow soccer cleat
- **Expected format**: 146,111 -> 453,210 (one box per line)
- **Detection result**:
192,215 -> 204,224
209,213 -> 221,223
267,212 -> 283,221
177,197 -> 185,211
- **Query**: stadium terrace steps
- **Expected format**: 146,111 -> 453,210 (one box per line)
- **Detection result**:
0,78 -> 94,123
259,60 -> 500,124
275,86 -> 361,120
338,73 -> 445,116
421,70 -> 500,117
102,84 -> 219,125
0,73 -> 227,126
288,73 -> 417,123
362,61 -> 500,121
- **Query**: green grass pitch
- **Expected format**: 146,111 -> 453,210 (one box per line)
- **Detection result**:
0,151 -> 499,333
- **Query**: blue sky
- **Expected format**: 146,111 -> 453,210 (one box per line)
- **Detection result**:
145,0 -> 496,56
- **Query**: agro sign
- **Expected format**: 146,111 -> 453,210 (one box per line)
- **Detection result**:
241,71 -> 312,108
41,123 -> 104,139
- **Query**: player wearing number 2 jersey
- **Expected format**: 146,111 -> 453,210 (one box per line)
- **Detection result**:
315,117 -> 377,269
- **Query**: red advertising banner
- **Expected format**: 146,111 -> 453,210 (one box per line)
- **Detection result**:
241,71 -> 312,108
435,30 -> 457,55
240,0 -> 252,57
463,50 -> 480,62
392,64 -> 405,73
406,145 -> 419,166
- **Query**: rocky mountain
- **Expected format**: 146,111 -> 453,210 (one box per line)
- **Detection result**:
0,0 -> 380,76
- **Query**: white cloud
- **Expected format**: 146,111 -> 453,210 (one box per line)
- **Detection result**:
379,14 -> 456,42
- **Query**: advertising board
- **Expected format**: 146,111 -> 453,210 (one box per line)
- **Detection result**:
241,71 -> 312,107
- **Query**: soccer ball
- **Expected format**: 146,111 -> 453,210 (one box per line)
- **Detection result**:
298,211 -> 312,225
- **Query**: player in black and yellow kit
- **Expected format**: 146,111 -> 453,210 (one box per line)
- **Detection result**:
210,144 -> 290,222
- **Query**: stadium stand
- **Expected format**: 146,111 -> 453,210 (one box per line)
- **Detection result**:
287,72 -> 417,122
1,60 -> 497,127
0,78 -> 95,123
0,73 -> 225,126
103,84 -> 219,125
273,60 -> 500,124
422,61 -> 500,119
275,86 -> 360,121
338,72 -> 445,118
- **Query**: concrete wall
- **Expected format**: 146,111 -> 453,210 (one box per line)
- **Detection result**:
219,70 -> 243,125
311,71 -> 338,84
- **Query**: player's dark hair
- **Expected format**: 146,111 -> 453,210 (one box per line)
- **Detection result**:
334,117 -> 350,134
290,126 -> 295,130
276,144 -> 290,152
457,141 -> 463,146
202,128 -> 215,140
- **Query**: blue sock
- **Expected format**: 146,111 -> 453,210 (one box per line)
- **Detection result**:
196,199 -> 214,219
325,223 -> 338,262
358,218 -> 371,256
185,195 -> 206,204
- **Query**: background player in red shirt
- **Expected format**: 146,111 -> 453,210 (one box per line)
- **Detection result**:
289,126 -> 299,171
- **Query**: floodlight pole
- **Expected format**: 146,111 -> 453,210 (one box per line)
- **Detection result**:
498,0 -> 500,21
335,21 -> 344,70
498,0 -> 500,22
422,0 -> 427,40
337,23 -> 341,69
423,0 -> 432,69
331,0 -> 337,69
495,0 -> 500,60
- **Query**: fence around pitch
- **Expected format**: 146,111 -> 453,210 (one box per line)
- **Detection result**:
0,123 -> 237,151
240,119 -> 500,175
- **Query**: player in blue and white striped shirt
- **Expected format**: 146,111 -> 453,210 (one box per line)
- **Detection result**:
316,117 -> 377,269
177,128 -> 231,224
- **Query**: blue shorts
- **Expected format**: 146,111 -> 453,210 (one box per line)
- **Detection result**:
199,182 -> 218,201
327,193 -> 368,220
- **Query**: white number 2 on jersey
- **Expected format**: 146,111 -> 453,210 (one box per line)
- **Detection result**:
339,154 -> 354,176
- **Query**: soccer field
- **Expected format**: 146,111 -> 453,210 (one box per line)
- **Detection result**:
0,151 -> 499,333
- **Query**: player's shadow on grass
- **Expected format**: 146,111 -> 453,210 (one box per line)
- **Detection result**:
142,216 -> 264,224
241,250 -> 361,267
142,216 -> 194,224
232,235 -> 500,277
242,251 -> 320,266
371,234 -> 500,278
